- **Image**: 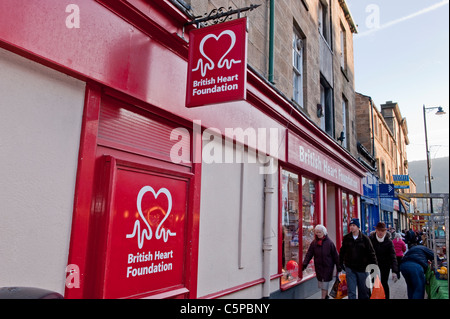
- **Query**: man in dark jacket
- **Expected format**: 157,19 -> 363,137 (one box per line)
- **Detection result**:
369,222 -> 399,299
339,218 -> 378,299
400,245 -> 434,299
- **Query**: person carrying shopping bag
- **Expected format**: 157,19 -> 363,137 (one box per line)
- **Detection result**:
302,224 -> 341,299
369,222 -> 399,299
339,218 -> 378,299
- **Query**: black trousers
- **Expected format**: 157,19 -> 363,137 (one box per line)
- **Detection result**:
380,266 -> 391,299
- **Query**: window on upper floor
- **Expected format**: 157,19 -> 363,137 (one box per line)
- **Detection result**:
292,31 -> 304,108
340,23 -> 347,70
381,161 -> 386,183
318,0 -> 330,43
342,95 -> 349,149
320,76 -> 334,137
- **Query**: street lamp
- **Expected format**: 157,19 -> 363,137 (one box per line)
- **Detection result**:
423,105 -> 446,213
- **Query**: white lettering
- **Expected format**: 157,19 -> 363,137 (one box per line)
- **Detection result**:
65,4 -> 80,29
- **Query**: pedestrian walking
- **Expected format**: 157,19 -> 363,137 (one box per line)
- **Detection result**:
393,232 -> 406,276
339,218 -> 378,299
400,245 -> 435,299
405,228 -> 417,248
302,224 -> 341,299
369,222 -> 399,299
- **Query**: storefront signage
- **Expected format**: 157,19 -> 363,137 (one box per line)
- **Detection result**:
379,184 -> 395,198
186,18 -> 247,107
101,161 -> 188,298
393,174 -> 409,189
287,132 -> 362,193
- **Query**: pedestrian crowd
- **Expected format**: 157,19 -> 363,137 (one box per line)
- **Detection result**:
302,219 -> 436,299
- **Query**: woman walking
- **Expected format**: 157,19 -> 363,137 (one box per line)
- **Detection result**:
393,232 -> 406,277
302,224 -> 341,299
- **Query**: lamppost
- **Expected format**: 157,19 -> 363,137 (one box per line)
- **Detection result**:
423,105 -> 446,213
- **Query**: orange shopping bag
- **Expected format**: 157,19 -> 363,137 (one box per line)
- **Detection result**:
335,273 -> 348,299
370,275 -> 386,299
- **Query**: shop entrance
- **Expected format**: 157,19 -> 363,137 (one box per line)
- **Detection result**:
326,184 -> 337,245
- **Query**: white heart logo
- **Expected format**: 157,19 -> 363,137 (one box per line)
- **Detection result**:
192,30 -> 242,77
126,186 -> 176,249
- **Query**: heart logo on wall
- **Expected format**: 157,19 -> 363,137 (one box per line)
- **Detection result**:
126,186 -> 177,249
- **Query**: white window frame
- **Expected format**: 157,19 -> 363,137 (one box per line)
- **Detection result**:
318,1 -> 329,43
340,25 -> 346,70
293,32 -> 304,107
320,84 -> 326,130
342,97 -> 348,149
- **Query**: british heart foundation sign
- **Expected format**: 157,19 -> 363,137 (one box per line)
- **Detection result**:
100,158 -> 189,299
186,18 -> 247,107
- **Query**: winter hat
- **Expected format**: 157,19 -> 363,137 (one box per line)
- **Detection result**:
349,218 -> 360,228
375,222 -> 386,230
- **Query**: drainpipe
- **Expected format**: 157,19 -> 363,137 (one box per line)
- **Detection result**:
262,159 -> 274,298
268,0 -> 275,84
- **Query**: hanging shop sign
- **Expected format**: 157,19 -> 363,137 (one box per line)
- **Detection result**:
287,132 -> 362,194
186,18 -> 248,108
379,184 -> 395,198
393,174 -> 410,189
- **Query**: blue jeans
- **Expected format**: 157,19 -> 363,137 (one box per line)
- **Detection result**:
400,261 -> 426,299
346,267 -> 370,299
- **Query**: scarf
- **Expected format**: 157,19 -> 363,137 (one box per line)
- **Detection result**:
376,233 -> 386,242
316,235 -> 326,246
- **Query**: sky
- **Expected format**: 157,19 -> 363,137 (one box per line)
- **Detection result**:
346,0 -> 449,162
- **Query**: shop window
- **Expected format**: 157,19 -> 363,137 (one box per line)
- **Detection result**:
281,170 -> 300,285
342,192 -> 357,235
301,176 -> 316,278
342,192 -> 348,235
281,169 -> 317,287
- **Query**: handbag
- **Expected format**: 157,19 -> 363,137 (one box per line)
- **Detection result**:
370,275 -> 386,299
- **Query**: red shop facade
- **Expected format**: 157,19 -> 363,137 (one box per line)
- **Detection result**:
0,0 -> 366,299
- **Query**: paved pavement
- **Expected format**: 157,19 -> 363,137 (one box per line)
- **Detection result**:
306,271 -> 408,299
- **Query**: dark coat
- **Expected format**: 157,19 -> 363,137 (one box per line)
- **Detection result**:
369,231 -> 399,275
302,235 -> 341,282
339,230 -> 378,272
402,245 -> 434,272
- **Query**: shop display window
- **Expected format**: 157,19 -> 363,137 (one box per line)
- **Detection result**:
342,192 -> 357,235
281,170 -> 300,285
281,169 -> 317,287
342,192 -> 348,235
301,176 -> 316,278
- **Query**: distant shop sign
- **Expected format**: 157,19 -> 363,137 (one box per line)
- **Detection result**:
379,184 -> 395,198
393,175 -> 410,189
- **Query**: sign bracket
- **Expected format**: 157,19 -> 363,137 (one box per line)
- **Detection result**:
185,4 -> 261,28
